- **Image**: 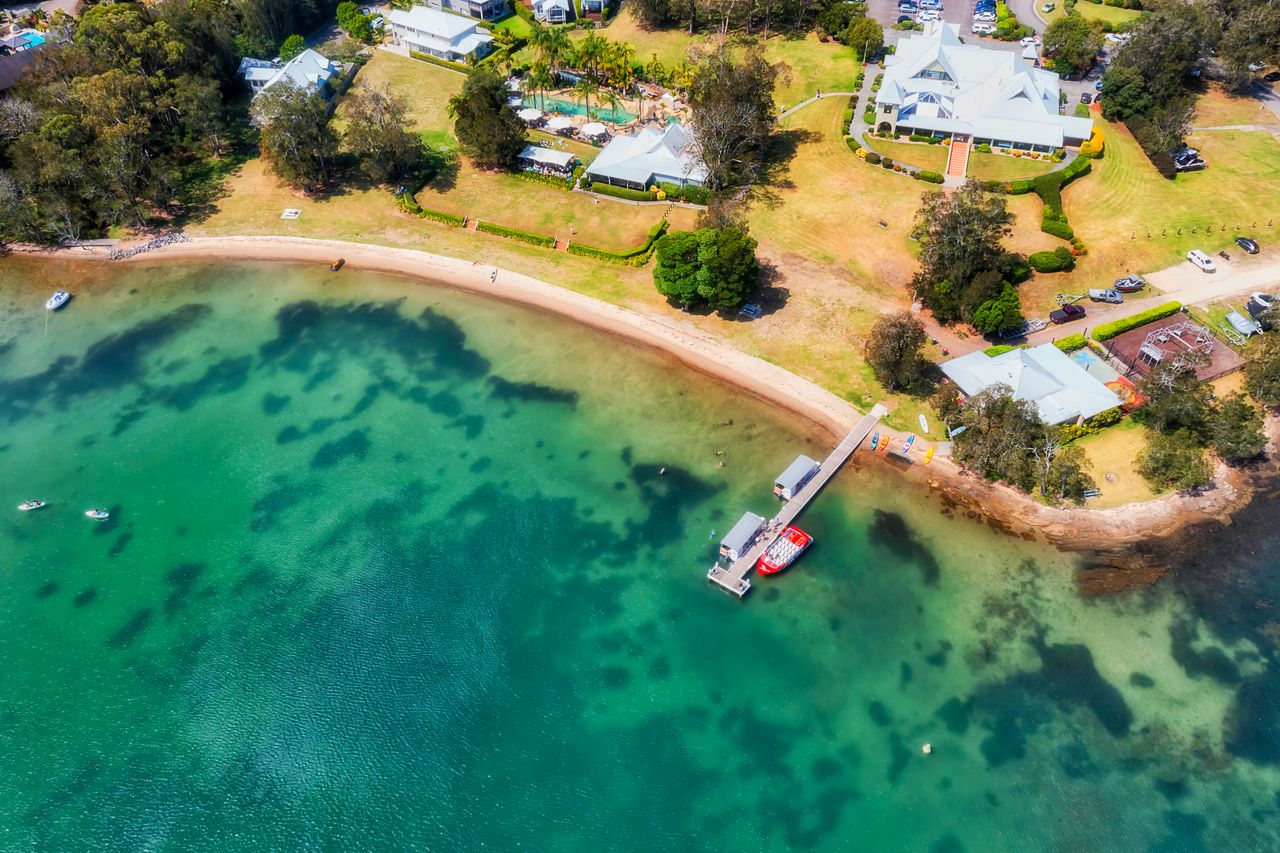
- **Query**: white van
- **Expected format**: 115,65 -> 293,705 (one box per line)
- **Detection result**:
1186,249 -> 1217,273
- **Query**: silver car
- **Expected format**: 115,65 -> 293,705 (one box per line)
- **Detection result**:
1088,288 -> 1124,304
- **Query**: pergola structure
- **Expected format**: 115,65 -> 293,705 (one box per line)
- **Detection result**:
1137,321 -> 1215,371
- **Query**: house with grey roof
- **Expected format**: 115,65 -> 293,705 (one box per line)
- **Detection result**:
583,123 -> 708,191
425,0 -> 508,22
388,6 -> 495,62
875,22 -> 1092,152
940,344 -> 1121,425
238,49 -> 340,100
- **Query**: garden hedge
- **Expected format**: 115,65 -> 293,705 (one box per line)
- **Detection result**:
914,170 -> 945,184
1028,246 -> 1075,273
409,50 -> 471,74
395,192 -> 466,227
984,344 -> 1018,356
590,182 -> 657,202
1093,302 -> 1183,341
476,221 -> 555,247
1053,334 -> 1088,352
864,151 -> 882,165
567,220 -> 668,265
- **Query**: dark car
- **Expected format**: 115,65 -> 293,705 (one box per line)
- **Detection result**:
1080,92 -> 1092,104
1175,158 -> 1206,172
898,14 -> 914,22
1049,303 -> 1086,325
1113,275 -> 1146,292
1247,298 -> 1275,331
1236,236 -> 1260,254
1266,71 -> 1280,82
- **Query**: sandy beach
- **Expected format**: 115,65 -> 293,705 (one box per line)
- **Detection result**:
16,234 -> 1274,554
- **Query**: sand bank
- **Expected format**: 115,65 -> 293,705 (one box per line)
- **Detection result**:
16,235 -> 1268,553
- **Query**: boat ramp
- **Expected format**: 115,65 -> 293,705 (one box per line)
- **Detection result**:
707,405 -> 886,598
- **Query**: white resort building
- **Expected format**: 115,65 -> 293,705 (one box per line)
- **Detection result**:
238,50 -> 340,100
583,123 -> 708,191
874,22 -> 1092,152
940,344 -> 1121,425
388,7 -> 495,63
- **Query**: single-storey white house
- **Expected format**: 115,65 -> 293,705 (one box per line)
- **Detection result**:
940,344 -> 1121,425
583,123 -> 708,191
388,6 -> 495,63
238,50 -> 340,99
875,22 -> 1092,152
517,145 -> 576,176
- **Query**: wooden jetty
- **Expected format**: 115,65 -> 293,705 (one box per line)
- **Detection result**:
707,405 -> 887,598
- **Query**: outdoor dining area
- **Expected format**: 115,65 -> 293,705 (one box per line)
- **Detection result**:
516,144 -> 577,178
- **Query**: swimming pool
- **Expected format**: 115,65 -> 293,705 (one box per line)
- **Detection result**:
1069,347 -> 1121,383
524,96 -> 637,124
22,31 -> 46,47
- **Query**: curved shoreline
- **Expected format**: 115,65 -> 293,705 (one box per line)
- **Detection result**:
16,235 -> 1269,552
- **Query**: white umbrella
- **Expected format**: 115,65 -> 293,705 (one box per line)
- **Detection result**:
579,121 -> 607,137
518,108 -> 543,122
546,116 -> 574,131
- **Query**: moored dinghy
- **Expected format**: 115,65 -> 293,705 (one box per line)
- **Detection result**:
85,508 -> 110,520
46,290 -> 70,310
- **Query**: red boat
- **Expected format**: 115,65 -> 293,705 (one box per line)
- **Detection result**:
757,526 -> 813,575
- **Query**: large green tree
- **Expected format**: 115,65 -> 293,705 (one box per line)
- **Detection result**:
1209,393 -> 1267,463
344,83 -> 422,185
1043,14 -> 1104,78
1136,357 -> 1213,437
972,283 -> 1024,336
911,183 -> 1015,325
1138,429 -> 1213,491
253,85 -> 340,189
686,47 -> 783,191
1245,332 -> 1280,409
653,226 -> 759,310
865,311 -> 927,392
844,18 -> 884,62
448,68 -> 527,171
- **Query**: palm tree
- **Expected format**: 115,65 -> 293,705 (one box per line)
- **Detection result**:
526,62 -> 555,110
576,33 -> 608,82
599,89 -> 624,128
530,24 -> 571,76
605,41 -> 636,91
573,77 -> 598,121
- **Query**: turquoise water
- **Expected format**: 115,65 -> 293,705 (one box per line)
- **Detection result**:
526,95 -> 637,124
2,259 -> 1279,850
1070,347 -> 1121,382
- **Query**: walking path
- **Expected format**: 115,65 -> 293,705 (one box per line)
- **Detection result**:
777,90 -> 858,121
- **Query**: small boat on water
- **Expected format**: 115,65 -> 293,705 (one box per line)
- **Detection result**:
85,509 -> 110,520
902,433 -> 916,454
329,258 -> 345,271
17,500 -> 46,511
46,290 -> 70,311
924,447 -> 935,464
870,432 -> 880,451
757,526 -> 813,575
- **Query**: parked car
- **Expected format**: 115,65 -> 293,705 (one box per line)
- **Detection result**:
1113,275 -> 1146,292
1050,304 -> 1086,325
1088,289 -> 1124,304
898,14 -> 915,23
973,11 -> 996,21
1171,146 -> 1199,159
1249,62 -> 1266,72
1174,158 -> 1206,172
1105,33 -> 1132,45
1247,299 -> 1274,331
1187,249 -> 1217,272
1095,79 -> 1103,91
1250,292 -> 1273,311
972,22 -> 995,34
918,10 -> 940,21
1080,93 -> 1092,104
1020,37 -> 1041,47
1236,236 -> 1260,254
1042,2 -> 1055,11
1267,71 -> 1280,83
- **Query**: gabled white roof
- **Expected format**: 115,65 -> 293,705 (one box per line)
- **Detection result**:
238,50 -> 337,96
584,122 -> 708,185
389,6 -> 479,40
878,22 -> 1092,147
940,344 -> 1121,424
518,145 -> 575,168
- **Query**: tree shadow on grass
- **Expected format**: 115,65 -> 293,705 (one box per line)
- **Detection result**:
750,127 -> 820,208
735,256 -> 790,319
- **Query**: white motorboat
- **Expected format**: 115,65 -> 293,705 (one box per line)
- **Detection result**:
85,509 -> 110,520
17,500 -> 46,511
46,290 -> 70,310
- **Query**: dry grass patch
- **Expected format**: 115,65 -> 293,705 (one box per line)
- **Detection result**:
348,52 -> 465,146
1192,85 -> 1277,128
1075,419 -> 1159,508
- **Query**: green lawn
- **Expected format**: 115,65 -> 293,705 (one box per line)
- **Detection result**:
491,12 -> 534,39
349,51 -> 465,148
861,134 -> 949,172
1045,1 -> 1144,27
967,151 -> 1059,181
1075,418 -> 1159,508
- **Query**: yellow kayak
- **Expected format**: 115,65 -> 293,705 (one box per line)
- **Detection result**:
924,447 -> 935,464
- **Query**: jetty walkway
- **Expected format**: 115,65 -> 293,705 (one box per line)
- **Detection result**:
707,404 -> 887,598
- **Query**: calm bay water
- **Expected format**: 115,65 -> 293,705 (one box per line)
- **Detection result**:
1,259 -> 1279,851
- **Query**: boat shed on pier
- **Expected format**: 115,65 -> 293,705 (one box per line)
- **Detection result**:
774,455 -> 820,500
720,512 -> 766,562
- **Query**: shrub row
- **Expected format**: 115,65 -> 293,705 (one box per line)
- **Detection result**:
590,182 -> 657,201
511,168 -> 577,191
909,134 -> 944,144
408,50 -> 471,75
657,181 -> 711,205
396,192 -> 466,227
914,170 -> 945,184
864,151 -> 882,165
567,220 -> 668,265
1053,334 -> 1088,352
845,135 -> 861,155
1058,407 -> 1124,443
476,220 -> 555,247
1093,302 -> 1183,340
984,344 -> 1018,356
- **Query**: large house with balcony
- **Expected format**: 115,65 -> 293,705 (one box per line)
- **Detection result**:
388,6 -> 495,63
238,49 -> 340,100
874,22 -> 1092,152
422,0 -> 508,22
